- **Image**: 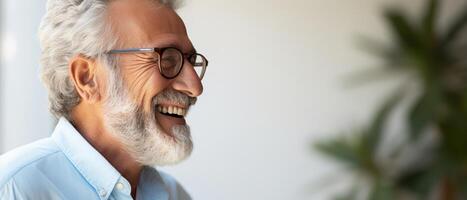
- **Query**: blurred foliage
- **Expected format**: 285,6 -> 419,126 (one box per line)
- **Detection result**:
314,0 -> 467,199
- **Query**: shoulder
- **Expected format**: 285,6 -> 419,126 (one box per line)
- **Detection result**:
0,138 -> 61,187
158,171 -> 192,200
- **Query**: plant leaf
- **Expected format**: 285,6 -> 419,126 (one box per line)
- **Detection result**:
342,66 -> 406,89
315,137 -> 362,169
397,167 -> 439,199
442,4 -> 467,47
356,36 -> 402,66
408,84 -> 441,140
369,179 -> 394,200
365,90 -> 403,153
421,0 -> 439,36
384,9 -> 422,51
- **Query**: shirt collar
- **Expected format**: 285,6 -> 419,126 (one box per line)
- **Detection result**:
137,166 -> 169,200
51,117 -> 120,200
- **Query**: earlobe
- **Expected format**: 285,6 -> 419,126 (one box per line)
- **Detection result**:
69,55 -> 101,103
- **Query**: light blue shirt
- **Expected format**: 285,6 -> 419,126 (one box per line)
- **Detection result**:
0,118 -> 191,200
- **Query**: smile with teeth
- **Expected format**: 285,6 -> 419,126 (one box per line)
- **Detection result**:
157,105 -> 187,118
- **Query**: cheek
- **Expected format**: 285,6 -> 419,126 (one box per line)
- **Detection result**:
126,68 -> 155,93
123,66 -> 169,112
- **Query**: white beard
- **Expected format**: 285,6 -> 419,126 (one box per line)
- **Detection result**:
102,74 -> 193,166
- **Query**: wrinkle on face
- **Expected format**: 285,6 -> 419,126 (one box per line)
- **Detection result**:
118,53 -> 162,111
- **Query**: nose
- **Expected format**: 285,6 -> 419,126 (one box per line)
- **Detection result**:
171,62 -> 203,97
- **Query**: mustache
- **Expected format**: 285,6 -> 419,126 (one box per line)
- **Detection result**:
152,89 -> 197,108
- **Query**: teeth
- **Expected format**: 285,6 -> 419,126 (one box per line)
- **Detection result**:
168,106 -> 174,114
157,105 -> 187,117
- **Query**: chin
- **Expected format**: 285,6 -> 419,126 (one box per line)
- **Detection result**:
137,121 -> 194,166
103,100 -> 193,166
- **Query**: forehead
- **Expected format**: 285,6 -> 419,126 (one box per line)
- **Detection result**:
107,0 -> 192,51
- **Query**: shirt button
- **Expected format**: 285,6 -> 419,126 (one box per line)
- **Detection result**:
116,182 -> 125,190
99,189 -> 107,197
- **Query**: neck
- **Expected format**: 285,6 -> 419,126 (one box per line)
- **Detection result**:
70,104 -> 142,198
101,145 -> 142,198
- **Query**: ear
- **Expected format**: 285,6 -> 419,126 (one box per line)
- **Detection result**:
69,54 -> 101,103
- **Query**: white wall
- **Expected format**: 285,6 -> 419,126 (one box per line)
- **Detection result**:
0,0 -> 50,152
165,1 -> 465,199
1,0 -> 464,200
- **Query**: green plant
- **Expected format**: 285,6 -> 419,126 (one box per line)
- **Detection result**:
315,0 -> 467,199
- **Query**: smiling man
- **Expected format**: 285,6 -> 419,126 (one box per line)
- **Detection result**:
0,0 -> 207,199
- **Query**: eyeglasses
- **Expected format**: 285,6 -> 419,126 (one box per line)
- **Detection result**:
108,47 -> 208,80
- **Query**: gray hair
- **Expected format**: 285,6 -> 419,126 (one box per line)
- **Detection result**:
39,0 -> 181,119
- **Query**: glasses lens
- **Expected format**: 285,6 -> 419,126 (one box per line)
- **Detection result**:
160,48 -> 183,78
190,54 -> 207,79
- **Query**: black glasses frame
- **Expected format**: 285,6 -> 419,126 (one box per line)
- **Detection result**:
107,47 -> 208,79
